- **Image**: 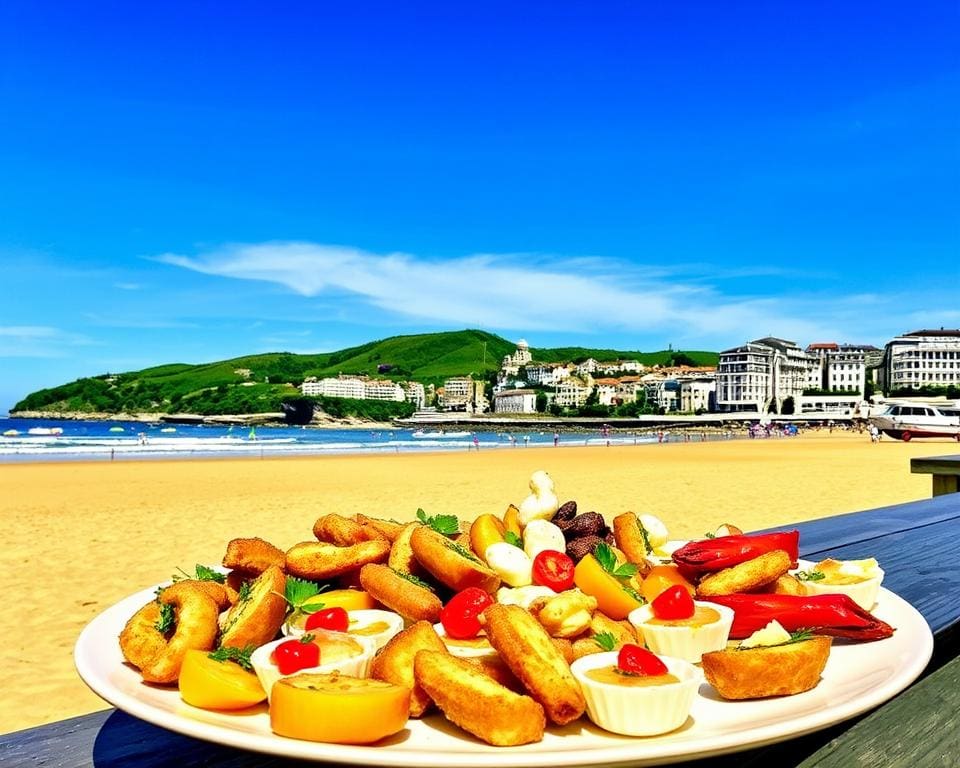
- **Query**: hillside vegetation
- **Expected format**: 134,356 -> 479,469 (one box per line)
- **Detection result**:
12,329 -> 717,417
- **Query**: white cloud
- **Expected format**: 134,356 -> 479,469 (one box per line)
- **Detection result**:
0,326 -> 94,358
155,241 -> 956,348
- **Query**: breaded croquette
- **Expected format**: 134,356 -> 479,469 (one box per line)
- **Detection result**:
222,536 -> 286,575
312,513 -> 387,546
219,565 -> 287,650
482,603 -> 585,726
359,563 -> 443,623
697,549 -> 792,597
370,620 -> 449,717
285,539 -> 390,580
410,525 -> 501,593
612,512 -> 654,574
415,650 -> 546,746
356,513 -> 405,542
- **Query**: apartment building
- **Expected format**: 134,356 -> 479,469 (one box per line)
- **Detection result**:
493,389 -> 537,414
806,343 -> 879,397
525,363 -> 571,387
401,381 -> 425,408
554,379 -> 592,408
678,376 -> 716,413
715,337 -> 816,413
364,379 -> 405,402
441,377 -> 489,413
301,376 -> 366,399
592,378 -> 621,407
880,329 -> 960,393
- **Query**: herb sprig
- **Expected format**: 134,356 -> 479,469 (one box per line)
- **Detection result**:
154,602 -> 175,634
594,542 -> 638,579
796,570 -> 826,582
173,564 -> 226,584
504,530 -> 523,548
417,508 -> 460,535
209,644 -> 256,671
283,577 -> 328,619
593,632 -> 617,652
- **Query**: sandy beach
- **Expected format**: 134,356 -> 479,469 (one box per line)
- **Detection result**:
0,430 -> 950,734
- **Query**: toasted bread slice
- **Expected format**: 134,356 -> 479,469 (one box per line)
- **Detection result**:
697,549 -> 792,597
356,514 -> 405,542
482,603 -> 585,725
414,650 -> 545,746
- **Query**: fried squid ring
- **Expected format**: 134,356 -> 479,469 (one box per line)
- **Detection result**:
313,514 -> 387,546
222,537 -> 286,574
119,582 -> 220,684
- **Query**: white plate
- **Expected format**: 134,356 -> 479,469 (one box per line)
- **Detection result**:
76,583 -> 932,767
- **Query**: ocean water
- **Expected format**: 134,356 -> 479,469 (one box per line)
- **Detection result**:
0,417 -> 661,462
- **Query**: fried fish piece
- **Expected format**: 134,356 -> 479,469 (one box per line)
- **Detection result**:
702,635 -> 832,699
387,522 -> 428,578
285,539 -> 390,580
482,603 -> 585,726
612,512 -> 654,575
313,513 -> 387,546
356,513 -> 405,542
119,581 -> 221,684
370,620 -> 448,717
410,525 -> 500,593
219,564 -> 287,650
697,549 -> 792,597
414,650 -> 546,746
222,537 -> 286,575
359,563 -> 442,623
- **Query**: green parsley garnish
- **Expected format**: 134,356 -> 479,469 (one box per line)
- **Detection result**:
445,540 -> 482,564
416,508 -> 460,535
237,580 -> 253,603
173,564 -> 226,584
787,629 -> 815,644
208,645 -> 256,671
504,530 -> 523,548
703,532 -> 716,539
154,601 -> 175,635
593,631 -> 617,652
391,568 -> 435,591
283,577 -> 328,618
594,542 -> 638,579
796,570 -> 826,582
636,519 -> 653,553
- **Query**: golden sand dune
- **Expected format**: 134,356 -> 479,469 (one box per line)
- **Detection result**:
0,430 -> 946,733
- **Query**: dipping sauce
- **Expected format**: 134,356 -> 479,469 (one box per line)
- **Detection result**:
647,605 -> 721,627
349,620 -> 390,636
585,666 -> 681,687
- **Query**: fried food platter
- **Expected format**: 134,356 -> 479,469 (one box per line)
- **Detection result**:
76,577 -> 932,767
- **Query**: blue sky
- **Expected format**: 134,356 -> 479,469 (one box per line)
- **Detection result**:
1,2 -> 957,412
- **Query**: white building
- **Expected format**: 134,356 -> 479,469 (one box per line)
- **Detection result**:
616,377 -> 644,404
678,376 -> 716,413
364,379 -> 405,402
880,329 -> 960,394
441,377 -> 488,413
493,389 -> 537,414
592,378 -> 621,407
715,337 -> 817,413
575,358 -> 600,376
554,379 -> 592,408
402,381 -> 425,408
525,363 -> 571,387
501,339 -> 533,376
301,376 -> 366,399
806,343 -> 878,397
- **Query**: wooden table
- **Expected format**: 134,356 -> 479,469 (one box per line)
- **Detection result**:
4,493 -> 960,768
911,453 -> 960,496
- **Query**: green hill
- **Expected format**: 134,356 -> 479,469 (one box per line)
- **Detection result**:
12,330 -> 718,417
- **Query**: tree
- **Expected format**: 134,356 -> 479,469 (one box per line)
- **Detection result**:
535,391 -> 548,413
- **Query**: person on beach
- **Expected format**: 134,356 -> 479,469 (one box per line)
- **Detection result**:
553,432 -> 559,446
870,424 -> 880,443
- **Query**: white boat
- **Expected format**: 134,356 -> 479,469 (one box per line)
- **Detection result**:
27,427 -> 64,436
411,430 -> 472,438
2,429 -> 19,437
869,402 -> 960,441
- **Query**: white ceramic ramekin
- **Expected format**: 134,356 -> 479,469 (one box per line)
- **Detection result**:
628,601 -> 734,663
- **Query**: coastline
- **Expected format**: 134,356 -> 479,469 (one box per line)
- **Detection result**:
0,431 -> 946,733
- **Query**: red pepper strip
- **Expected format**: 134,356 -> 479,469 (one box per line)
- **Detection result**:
707,593 -> 895,642
671,530 -> 800,579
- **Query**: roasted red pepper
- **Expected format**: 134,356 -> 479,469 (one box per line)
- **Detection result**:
671,530 -> 800,579
707,593 -> 895,641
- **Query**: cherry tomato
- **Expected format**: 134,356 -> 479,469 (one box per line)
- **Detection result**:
617,644 -> 668,676
304,606 -> 350,633
273,636 -> 320,675
440,587 -> 494,639
532,550 -> 576,591
651,584 -> 696,620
